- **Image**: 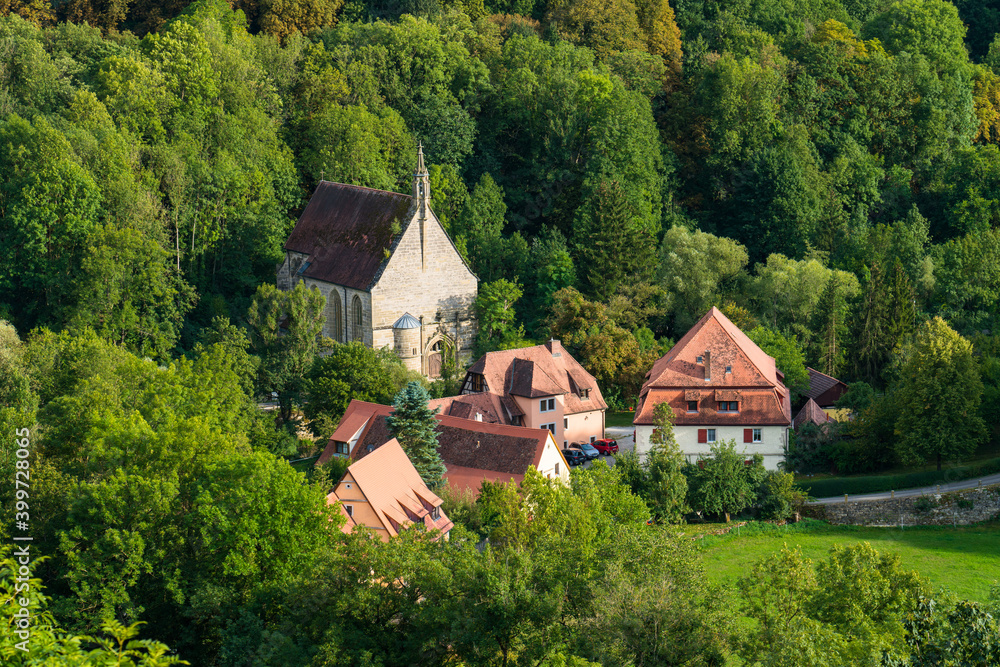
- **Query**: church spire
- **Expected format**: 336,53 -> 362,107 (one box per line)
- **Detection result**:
412,143 -> 431,206
416,142 -> 427,174
413,143 -> 432,272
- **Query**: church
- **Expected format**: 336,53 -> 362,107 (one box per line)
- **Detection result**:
277,146 -> 478,377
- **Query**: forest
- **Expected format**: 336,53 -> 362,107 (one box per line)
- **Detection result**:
2,0 -> 1000,663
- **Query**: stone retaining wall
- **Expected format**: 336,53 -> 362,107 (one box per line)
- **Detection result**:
804,484 -> 1000,526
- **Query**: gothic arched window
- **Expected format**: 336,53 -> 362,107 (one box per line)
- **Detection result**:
328,293 -> 343,343
352,296 -> 363,342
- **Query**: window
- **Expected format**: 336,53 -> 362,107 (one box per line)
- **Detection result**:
590,435 -> 596,443
753,428 -> 762,443
707,429 -> 716,443
352,296 -> 363,341
328,294 -> 343,343
718,401 -> 738,412
470,373 -> 484,392
696,355 -> 704,363
344,504 -> 353,517
687,400 -> 698,412
541,423 -> 556,434
555,462 -> 560,476
431,506 -> 440,520
540,398 -> 555,412
563,418 -> 568,429
725,365 -> 732,373
578,388 -> 590,399
336,441 -> 348,455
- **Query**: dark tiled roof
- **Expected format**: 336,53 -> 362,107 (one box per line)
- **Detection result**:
805,367 -> 848,406
794,398 -> 831,429
283,181 -> 413,291
320,401 -> 549,477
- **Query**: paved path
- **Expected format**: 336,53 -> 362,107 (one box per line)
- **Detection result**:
809,472 -> 1000,505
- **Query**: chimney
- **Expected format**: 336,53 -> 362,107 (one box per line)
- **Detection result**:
548,338 -> 562,357
704,349 -> 711,382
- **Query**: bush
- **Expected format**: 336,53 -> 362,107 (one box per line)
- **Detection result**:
798,456 -> 1000,498
956,497 -> 974,510
913,496 -> 937,513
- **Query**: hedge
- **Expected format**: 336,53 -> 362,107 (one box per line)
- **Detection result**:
799,457 -> 1000,499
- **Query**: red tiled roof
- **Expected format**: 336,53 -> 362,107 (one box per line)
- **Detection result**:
443,464 -> 525,497
794,398 -> 831,429
283,181 -> 413,291
327,438 -> 453,538
464,340 -> 607,415
428,393 -> 507,424
637,388 -> 792,426
635,307 -> 791,426
319,400 -> 551,477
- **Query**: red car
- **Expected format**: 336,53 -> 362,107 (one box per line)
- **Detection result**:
592,438 -> 619,456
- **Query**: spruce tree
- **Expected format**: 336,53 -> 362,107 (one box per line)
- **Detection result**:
387,381 -> 446,489
812,274 -> 847,376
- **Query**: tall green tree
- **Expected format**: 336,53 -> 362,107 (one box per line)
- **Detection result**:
572,179 -> 657,301
387,381 -> 446,489
246,281 -> 326,420
893,317 -> 987,470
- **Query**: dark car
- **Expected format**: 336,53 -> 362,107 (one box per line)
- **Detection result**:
572,442 -> 601,460
562,449 -> 587,466
592,438 -> 619,456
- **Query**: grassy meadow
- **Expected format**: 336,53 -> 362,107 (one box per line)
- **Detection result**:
691,520 -> 1000,603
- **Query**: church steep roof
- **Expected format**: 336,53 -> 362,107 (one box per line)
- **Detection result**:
283,181 -> 413,291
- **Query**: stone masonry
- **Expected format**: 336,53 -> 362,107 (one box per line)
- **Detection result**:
805,484 -> 1000,527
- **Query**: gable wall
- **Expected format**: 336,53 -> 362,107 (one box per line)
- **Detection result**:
332,472 -> 389,539
371,208 -> 478,369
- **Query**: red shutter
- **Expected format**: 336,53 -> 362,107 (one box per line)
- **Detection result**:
698,429 -> 707,443
744,429 -> 753,443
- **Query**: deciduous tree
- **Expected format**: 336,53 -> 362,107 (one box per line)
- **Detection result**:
893,317 -> 986,470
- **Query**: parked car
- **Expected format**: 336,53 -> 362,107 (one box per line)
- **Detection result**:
572,442 -> 601,460
592,438 -> 619,456
562,449 -> 587,466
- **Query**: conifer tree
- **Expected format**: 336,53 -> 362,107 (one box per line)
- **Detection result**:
812,274 -> 848,376
387,381 -> 446,489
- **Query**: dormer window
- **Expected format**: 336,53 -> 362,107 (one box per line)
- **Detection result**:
431,506 -> 440,520
578,388 -> 590,400
718,401 -> 739,413
687,400 -> 698,412
470,373 -> 484,392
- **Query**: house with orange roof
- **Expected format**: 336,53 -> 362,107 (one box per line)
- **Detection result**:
318,400 -> 571,495
633,307 -> 792,470
328,438 -> 454,541
451,340 -> 608,448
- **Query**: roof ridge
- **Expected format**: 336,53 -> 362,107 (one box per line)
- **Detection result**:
319,180 -> 412,199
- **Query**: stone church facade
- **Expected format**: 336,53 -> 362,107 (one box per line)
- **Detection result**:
277,147 -> 478,376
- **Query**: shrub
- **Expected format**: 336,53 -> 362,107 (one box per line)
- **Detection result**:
956,497 -> 974,510
913,496 -> 937,513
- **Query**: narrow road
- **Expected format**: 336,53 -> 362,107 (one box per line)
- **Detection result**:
808,472 -> 1000,505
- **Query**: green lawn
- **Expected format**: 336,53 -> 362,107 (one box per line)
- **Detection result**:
695,521 -> 1000,603
605,411 -> 635,428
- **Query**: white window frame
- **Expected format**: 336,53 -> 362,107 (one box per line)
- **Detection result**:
752,428 -> 762,443
540,398 -> 555,412
706,429 -> 717,443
